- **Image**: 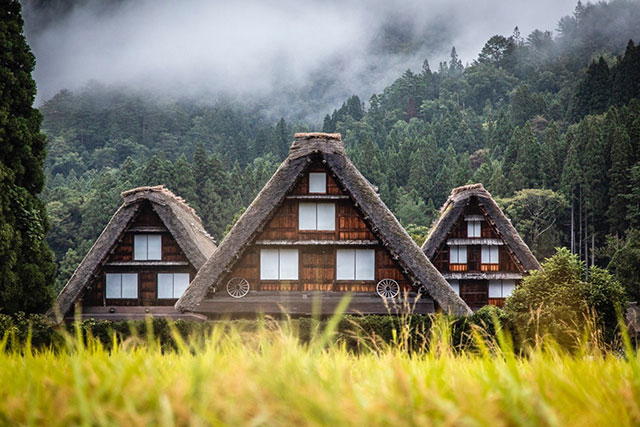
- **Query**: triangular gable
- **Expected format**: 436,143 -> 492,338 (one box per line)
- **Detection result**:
53,186 -> 216,317
176,133 -> 471,316
422,184 -> 541,272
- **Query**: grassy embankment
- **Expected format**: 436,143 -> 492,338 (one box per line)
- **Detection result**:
1,310 -> 639,426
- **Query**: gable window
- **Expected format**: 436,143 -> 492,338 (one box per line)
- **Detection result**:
309,172 -> 327,193
134,234 -> 162,260
336,249 -> 375,280
299,203 -> 335,231
449,245 -> 467,264
157,273 -> 190,299
106,273 -> 138,299
481,246 -> 499,264
467,220 -> 481,237
489,280 -> 516,298
447,279 -> 460,295
260,249 -> 299,280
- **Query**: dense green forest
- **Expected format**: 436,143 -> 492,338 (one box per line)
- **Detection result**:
39,1 -> 640,299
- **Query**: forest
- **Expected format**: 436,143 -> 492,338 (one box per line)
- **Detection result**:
34,0 -> 640,300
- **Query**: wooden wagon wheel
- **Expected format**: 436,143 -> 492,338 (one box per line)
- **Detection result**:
226,277 -> 250,298
376,278 -> 399,299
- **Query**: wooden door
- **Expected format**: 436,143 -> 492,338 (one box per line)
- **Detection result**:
460,280 -> 488,310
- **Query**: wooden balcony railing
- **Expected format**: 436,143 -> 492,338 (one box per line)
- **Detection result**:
449,264 -> 468,272
481,264 -> 499,272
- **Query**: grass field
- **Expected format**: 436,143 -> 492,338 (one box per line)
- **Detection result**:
1,315 -> 639,426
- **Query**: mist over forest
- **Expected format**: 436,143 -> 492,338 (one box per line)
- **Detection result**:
22,0 -> 579,118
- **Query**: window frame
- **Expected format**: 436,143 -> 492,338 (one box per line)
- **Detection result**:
336,249 -> 375,281
134,234 -> 162,261
447,279 -> 460,295
260,248 -> 299,280
157,273 -> 191,299
298,202 -> 335,231
467,220 -> 481,237
308,172 -> 327,194
481,245 -> 499,264
449,245 -> 467,264
489,279 -> 516,298
105,273 -> 139,299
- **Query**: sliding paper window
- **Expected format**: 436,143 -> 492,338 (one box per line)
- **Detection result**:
481,246 -> 499,264
260,249 -> 299,280
299,203 -> 335,231
157,273 -> 190,299
336,249 -> 375,280
106,273 -> 138,299
450,245 -> 467,264
134,234 -> 162,260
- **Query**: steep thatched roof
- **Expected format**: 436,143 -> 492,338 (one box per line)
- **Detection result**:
52,186 -> 216,318
422,184 -> 541,272
176,133 -> 471,316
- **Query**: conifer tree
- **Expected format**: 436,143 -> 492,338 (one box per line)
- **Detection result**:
0,1 -> 56,313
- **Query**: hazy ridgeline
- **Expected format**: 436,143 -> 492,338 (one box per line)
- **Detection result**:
1,312 -> 639,425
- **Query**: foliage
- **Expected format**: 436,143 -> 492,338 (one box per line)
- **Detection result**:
607,229 -> 640,302
504,248 -> 589,349
505,247 -> 628,348
0,0 -> 56,313
1,313 -> 640,425
499,189 -> 568,259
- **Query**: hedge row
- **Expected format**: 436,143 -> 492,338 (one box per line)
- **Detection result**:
0,306 -> 509,353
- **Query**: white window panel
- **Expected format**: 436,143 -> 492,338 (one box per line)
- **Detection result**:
467,220 -> 481,237
298,203 -> 317,230
134,235 -> 148,260
121,273 -> 138,298
106,273 -> 122,299
147,235 -> 162,260
260,249 -> 279,280
482,246 -> 499,264
450,245 -> 467,264
336,249 -> 355,280
157,273 -> 173,299
488,280 -> 502,298
355,249 -> 375,280
309,172 -> 327,193
316,203 -> 335,231
448,280 -> 460,295
279,249 -> 299,280
502,280 -> 516,297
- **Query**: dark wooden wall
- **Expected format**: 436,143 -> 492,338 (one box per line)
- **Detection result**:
81,201 -> 195,307
221,161 -> 412,294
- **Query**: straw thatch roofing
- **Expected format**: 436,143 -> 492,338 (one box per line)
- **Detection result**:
176,133 -> 472,316
422,184 -> 541,272
52,186 -> 216,317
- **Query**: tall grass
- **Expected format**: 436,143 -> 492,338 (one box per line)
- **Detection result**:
1,313 -> 639,426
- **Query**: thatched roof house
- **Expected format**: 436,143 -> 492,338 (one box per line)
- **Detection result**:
52,186 -> 216,321
176,133 -> 471,316
422,184 -> 540,310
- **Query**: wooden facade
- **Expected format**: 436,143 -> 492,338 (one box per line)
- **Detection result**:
80,202 -> 197,309
218,161 -> 414,299
430,198 -> 525,310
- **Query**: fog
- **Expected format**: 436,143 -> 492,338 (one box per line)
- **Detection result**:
22,0 -> 577,116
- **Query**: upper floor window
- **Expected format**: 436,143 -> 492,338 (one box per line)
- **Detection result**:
157,273 -> 190,299
336,249 -> 375,280
106,273 -> 138,299
134,234 -> 161,260
299,203 -> 335,231
489,279 -> 516,298
481,246 -> 499,264
260,249 -> 299,280
467,220 -> 481,237
449,245 -> 467,264
309,172 -> 327,193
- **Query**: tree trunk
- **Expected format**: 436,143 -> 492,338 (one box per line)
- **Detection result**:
591,233 -> 595,268
570,198 -> 575,253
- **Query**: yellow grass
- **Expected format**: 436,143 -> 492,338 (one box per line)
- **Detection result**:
0,316 -> 639,426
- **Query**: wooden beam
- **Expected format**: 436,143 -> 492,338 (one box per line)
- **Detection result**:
103,261 -> 190,267
285,195 -> 350,200
254,240 -> 379,246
